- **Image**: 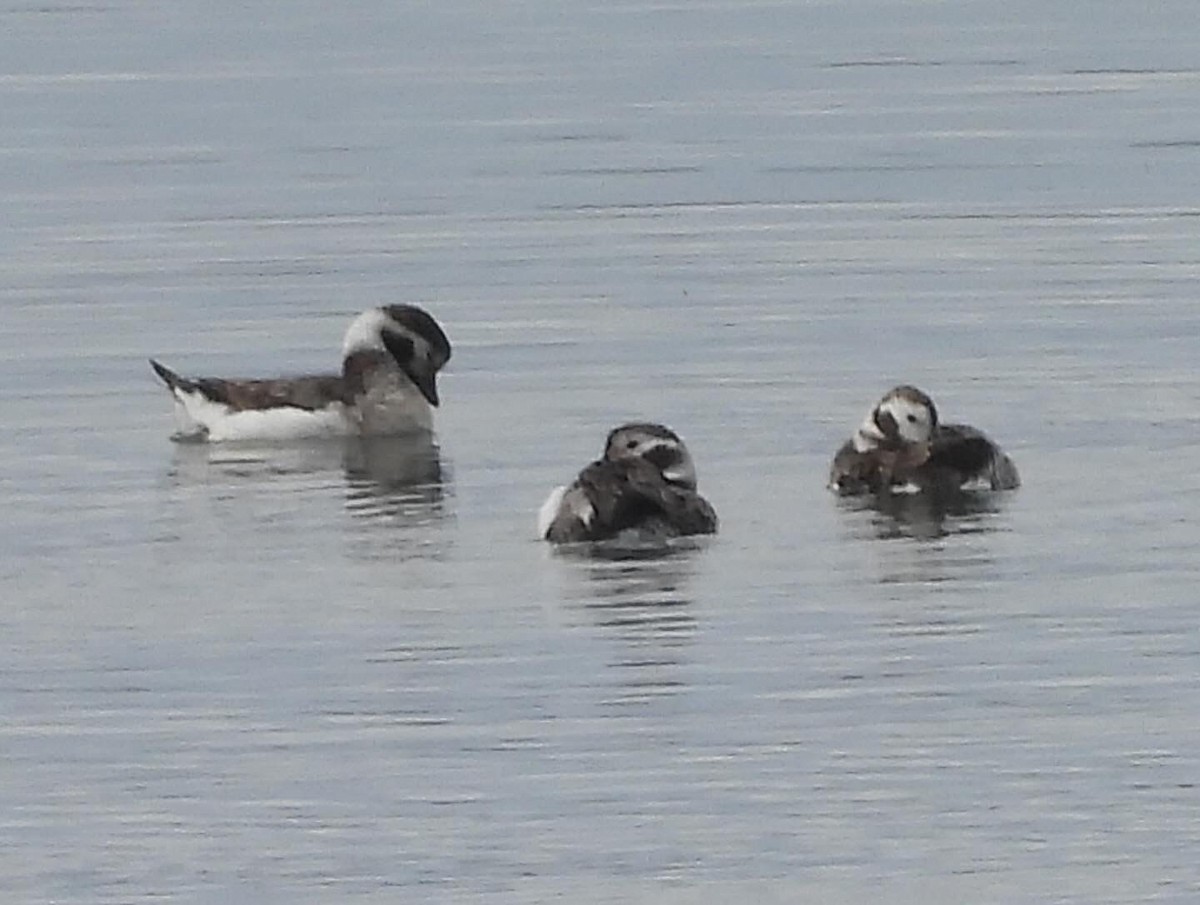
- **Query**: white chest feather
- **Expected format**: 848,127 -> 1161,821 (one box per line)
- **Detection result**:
352,369 -> 433,435
536,484 -> 598,539
537,486 -> 569,539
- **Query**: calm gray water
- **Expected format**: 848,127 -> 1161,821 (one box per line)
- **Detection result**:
3,1 -> 1200,902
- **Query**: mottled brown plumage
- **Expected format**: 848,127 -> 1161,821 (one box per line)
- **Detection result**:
542,423 -> 718,544
830,386 -> 1020,495
545,457 -> 718,543
150,360 -> 349,411
830,437 -> 931,494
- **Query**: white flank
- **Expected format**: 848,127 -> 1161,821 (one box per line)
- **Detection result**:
174,388 -> 352,442
537,485 -> 568,539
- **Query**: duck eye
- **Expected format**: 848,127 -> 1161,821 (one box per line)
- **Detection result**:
906,414 -> 917,423
625,439 -> 639,449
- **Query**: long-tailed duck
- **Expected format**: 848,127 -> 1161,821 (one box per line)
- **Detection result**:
539,422 -> 719,544
829,385 -> 1020,495
150,305 -> 451,441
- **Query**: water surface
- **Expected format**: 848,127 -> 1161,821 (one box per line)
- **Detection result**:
3,1 -> 1200,902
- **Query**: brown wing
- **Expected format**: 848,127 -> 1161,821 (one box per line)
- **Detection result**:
152,361 -> 343,411
152,359 -> 348,412
192,375 -> 346,411
926,423 -> 1019,489
928,424 -> 995,476
603,458 -> 717,537
577,459 -> 665,537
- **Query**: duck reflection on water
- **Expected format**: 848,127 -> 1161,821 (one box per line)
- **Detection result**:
166,434 -> 449,527
553,541 -> 707,706
836,488 -> 1013,592
839,485 -> 1008,542
342,434 -> 447,521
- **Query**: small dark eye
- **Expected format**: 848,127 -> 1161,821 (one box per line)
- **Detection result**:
906,414 -> 917,423
625,439 -> 638,449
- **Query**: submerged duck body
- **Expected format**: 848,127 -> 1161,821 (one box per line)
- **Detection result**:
150,305 -> 451,442
539,422 -> 718,545
829,385 -> 1020,495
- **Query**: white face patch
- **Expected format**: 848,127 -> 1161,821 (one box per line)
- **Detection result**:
878,395 -> 934,444
341,307 -> 392,356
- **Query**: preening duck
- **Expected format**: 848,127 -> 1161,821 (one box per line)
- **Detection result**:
539,422 -> 718,544
149,305 -> 451,442
829,385 -> 1020,495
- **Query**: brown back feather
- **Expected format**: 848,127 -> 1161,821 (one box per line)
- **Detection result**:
192,375 -> 346,411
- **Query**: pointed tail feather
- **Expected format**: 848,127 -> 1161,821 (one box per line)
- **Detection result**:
149,359 -> 190,392
989,450 -> 1021,490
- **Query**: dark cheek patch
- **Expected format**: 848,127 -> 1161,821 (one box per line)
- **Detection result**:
643,445 -> 680,471
381,330 -> 415,365
874,409 -> 899,439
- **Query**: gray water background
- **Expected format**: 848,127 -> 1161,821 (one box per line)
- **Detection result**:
2,1 -> 1199,902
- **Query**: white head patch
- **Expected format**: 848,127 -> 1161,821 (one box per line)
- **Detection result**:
341,308 -> 392,356
879,394 -> 935,444
606,424 -> 698,488
853,387 -> 936,450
